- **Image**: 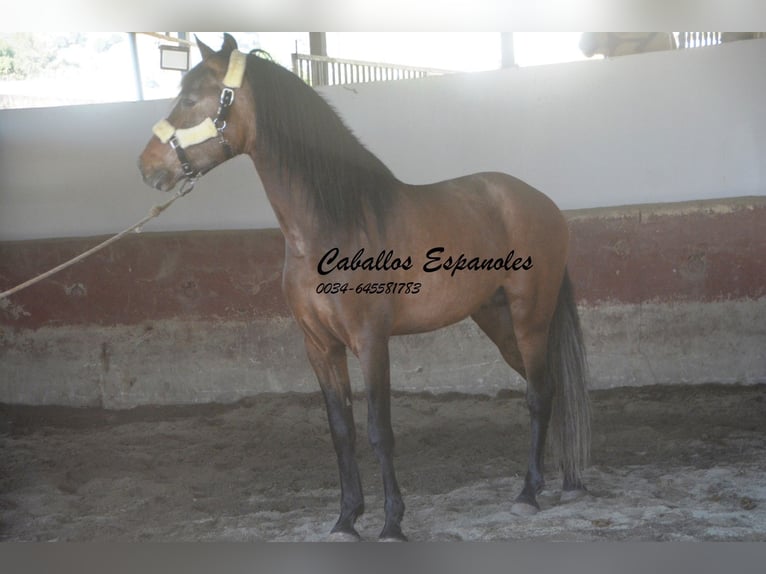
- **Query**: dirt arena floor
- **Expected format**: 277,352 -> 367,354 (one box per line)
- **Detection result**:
1,383 -> 765,542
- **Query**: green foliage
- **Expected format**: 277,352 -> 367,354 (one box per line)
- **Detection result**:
0,33 -> 125,80
0,33 -> 57,79
0,38 -> 16,76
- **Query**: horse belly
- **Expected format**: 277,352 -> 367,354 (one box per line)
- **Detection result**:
386,191 -> 513,334
391,275 -> 499,335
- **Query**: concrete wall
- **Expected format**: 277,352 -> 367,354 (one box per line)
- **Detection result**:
1,39 -> 764,241
1,197 -> 764,407
1,40 -> 765,407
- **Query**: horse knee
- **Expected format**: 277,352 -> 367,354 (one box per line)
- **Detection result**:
331,421 -> 356,449
322,392 -> 356,445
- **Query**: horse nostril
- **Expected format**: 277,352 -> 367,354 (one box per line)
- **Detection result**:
138,157 -> 155,184
153,170 -> 171,190
138,152 -> 173,190
140,168 -> 171,191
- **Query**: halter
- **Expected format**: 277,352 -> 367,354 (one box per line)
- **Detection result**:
151,49 -> 247,179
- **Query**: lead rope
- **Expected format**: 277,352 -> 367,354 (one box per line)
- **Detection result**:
2,49 -> 248,302
0,176 -> 199,301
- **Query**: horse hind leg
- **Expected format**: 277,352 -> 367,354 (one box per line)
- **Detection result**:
471,288 -> 525,377
507,286 -> 558,516
472,288 -> 550,515
505,271 -> 591,514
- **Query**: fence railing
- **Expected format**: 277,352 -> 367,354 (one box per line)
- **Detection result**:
293,33 -> 763,87
292,53 -> 453,87
677,32 -> 722,49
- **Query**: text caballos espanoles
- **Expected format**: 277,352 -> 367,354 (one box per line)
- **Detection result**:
317,247 -> 533,277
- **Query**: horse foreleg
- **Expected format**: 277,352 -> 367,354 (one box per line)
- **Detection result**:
305,337 -> 364,540
358,337 -> 406,541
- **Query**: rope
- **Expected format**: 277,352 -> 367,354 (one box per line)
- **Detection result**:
0,177 -> 198,300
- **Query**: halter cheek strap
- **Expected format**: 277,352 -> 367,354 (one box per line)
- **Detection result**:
223,50 -> 247,88
151,50 -> 247,178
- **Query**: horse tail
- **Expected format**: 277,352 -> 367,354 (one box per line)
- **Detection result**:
546,268 -> 591,483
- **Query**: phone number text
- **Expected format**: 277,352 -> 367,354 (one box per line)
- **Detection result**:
316,282 -> 422,295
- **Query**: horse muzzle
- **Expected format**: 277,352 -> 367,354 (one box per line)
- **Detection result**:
138,150 -> 181,192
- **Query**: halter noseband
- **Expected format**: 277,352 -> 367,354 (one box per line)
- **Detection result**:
151,50 -> 247,179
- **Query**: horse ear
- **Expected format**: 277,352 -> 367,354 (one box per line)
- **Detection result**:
196,35 -> 215,60
221,33 -> 238,54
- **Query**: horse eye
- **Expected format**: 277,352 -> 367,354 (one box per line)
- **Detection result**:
181,97 -> 197,107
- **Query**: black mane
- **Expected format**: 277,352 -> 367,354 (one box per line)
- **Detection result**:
244,54 -> 399,234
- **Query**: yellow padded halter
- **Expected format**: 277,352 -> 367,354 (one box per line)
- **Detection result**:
151,50 -> 247,150
152,117 -> 220,149
223,50 -> 247,88
152,119 -> 176,144
174,118 -> 219,148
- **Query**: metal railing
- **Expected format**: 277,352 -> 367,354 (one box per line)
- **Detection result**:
292,53 -> 453,87
677,32 -> 722,49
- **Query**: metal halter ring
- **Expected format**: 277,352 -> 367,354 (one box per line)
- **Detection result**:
215,88 -> 235,131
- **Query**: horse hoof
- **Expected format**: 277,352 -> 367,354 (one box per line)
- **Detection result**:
379,535 -> 407,543
326,531 -> 361,542
511,502 -> 539,516
378,525 -> 407,542
378,532 -> 407,542
560,488 -> 588,503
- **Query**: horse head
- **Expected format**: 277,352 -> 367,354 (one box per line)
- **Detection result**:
138,33 -> 255,192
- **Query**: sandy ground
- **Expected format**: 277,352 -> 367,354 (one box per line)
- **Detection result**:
1,384 -> 765,542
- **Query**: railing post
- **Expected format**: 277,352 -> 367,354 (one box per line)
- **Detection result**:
501,32 -> 516,67
128,32 -> 144,101
309,32 -> 328,86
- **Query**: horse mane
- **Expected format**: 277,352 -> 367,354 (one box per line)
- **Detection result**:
243,54 -> 399,234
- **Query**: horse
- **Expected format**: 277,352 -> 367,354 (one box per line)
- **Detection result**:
138,34 -> 590,541
579,32 -> 677,58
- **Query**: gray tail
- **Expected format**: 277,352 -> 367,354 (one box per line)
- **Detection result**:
546,268 -> 591,483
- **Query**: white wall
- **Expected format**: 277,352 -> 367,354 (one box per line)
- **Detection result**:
1,39 -> 764,241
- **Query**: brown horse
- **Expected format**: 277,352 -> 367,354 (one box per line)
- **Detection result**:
579,32 -> 677,58
138,34 -> 590,541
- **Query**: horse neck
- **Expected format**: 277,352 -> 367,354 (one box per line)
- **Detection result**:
250,151 -> 321,256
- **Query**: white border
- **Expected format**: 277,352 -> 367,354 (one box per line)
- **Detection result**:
4,1 -> 766,32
